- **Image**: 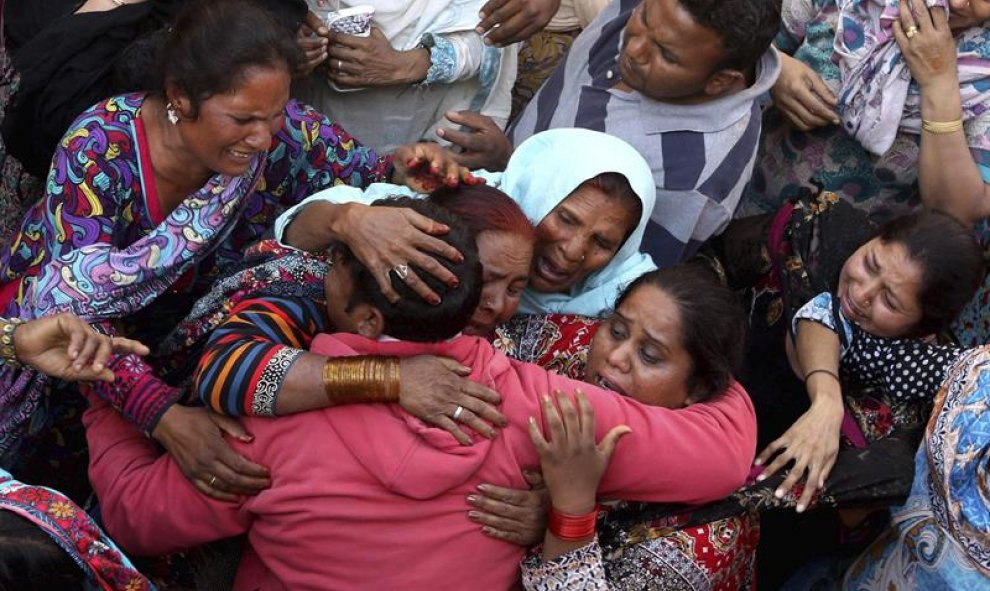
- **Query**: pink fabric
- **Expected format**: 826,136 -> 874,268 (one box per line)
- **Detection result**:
87,334 -> 756,591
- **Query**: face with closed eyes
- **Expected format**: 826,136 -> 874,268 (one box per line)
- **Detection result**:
586,283 -> 695,408
836,237 -> 924,338
169,65 -> 290,177
530,186 -> 638,294
464,230 -> 533,336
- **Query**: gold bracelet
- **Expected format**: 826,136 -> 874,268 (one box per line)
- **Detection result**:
323,356 -> 401,405
921,118 -> 964,135
0,317 -> 24,369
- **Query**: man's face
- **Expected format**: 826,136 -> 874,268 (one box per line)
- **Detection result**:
618,0 -> 727,103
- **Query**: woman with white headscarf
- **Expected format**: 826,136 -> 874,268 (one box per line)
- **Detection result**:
276,128 -> 657,318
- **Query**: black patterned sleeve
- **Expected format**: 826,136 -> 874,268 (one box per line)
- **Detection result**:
841,327 -> 966,404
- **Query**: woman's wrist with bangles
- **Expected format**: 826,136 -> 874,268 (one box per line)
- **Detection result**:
322,356 -> 401,405
0,317 -> 24,369
548,504 -> 599,541
921,117 -> 964,135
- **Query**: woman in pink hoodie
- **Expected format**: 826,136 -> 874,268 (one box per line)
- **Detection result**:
85,197 -> 755,590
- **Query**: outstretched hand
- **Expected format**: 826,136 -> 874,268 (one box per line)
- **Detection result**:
475,0 -> 561,46
753,399 -> 844,513
392,142 -> 485,192
530,390 -> 630,514
14,313 -> 149,382
437,111 -> 514,171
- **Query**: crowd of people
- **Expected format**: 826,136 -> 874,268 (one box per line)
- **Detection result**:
0,0 -> 987,589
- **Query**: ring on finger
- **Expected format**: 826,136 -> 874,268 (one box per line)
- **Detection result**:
452,405 -> 465,421
905,25 -> 919,39
209,474 -> 218,487
392,263 -> 410,280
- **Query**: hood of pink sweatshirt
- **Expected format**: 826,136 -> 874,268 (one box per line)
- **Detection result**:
311,333 -> 513,499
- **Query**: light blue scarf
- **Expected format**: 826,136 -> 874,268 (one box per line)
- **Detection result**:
278,129 -> 657,317
497,129 -> 657,317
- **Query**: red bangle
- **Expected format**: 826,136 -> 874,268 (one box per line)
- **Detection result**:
548,505 -> 599,541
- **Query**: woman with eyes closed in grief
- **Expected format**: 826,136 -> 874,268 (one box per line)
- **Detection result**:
477,265 -> 761,590
276,127 -> 657,319
0,0 -> 474,500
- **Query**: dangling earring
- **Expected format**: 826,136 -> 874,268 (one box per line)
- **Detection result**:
166,101 -> 180,125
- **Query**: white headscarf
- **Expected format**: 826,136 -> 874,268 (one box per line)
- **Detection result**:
497,129 -> 657,317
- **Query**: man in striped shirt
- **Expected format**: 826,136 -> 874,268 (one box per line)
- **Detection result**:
440,0 -> 781,266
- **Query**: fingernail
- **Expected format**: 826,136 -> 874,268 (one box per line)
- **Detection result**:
406,158 -> 418,167
796,504 -> 806,513
449,277 -> 459,288
430,295 -> 441,306
774,489 -> 784,499
467,495 -> 479,503
436,128 -> 445,137
241,435 -> 254,442
753,458 -> 763,466
93,363 -> 103,371
430,165 -> 440,174
477,483 -> 490,492
478,11 -> 485,18
756,474 -> 766,482
467,511 -> 481,520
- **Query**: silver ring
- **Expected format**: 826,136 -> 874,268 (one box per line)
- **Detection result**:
392,264 -> 410,280
337,59 -> 343,72
452,405 -> 465,421
208,475 -> 218,487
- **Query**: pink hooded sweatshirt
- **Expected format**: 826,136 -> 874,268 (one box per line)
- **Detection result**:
87,333 -> 756,591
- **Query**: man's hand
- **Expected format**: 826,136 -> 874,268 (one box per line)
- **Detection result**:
475,0 -> 561,46
436,111 -> 514,171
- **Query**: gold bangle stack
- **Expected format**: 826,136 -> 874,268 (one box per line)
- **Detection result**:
322,356 -> 401,405
921,118 -> 963,135
0,317 -> 24,369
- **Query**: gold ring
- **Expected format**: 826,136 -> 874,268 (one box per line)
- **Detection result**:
905,25 -> 918,39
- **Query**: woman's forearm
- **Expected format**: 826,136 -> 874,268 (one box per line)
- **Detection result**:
917,78 -> 990,227
794,320 -> 844,413
282,201 -> 356,253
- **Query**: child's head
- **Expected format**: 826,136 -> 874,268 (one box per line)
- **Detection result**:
324,196 -> 483,342
837,210 -> 984,338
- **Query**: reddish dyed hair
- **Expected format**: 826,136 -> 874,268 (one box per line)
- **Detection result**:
429,185 -> 536,241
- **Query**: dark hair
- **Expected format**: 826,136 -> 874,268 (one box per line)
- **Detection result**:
876,210 -> 985,335
154,0 -> 301,117
336,197 -> 483,342
677,0 -> 781,73
0,511 -> 85,591
614,264 -> 746,402
574,172 -> 643,245
429,185 -> 536,243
